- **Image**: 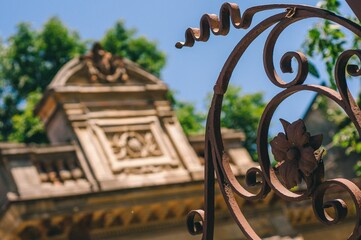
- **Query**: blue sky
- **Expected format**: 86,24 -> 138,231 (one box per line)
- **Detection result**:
0,0 -> 359,134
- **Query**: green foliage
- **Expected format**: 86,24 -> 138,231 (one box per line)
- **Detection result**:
0,17 -> 86,143
0,18 -> 166,143
9,92 -> 48,143
2,18 -> 86,98
354,161 -> 361,177
316,0 -> 341,13
170,84 -> 266,160
303,0 -> 361,174
0,94 -> 17,141
169,84 -> 266,160
302,0 -> 346,88
37,18 -> 86,91
219,85 -> 266,160
333,122 -> 361,154
167,90 -> 205,135
175,101 -> 205,136
101,21 -> 166,77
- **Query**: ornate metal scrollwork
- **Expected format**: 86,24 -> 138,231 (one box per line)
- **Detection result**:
177,1 -> 361,239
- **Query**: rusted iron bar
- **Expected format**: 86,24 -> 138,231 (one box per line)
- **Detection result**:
346,0 -> 361,22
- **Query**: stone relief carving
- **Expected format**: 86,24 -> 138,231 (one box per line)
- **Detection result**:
109,130 -> 162,160
81,43 -> 129,83
91,119 -> 185,176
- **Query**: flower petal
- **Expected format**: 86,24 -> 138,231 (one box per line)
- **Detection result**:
272,148 -> 287,163
270,133 -> 291,162
299,146 -> 318,176
287,119 -> 309,147
277,160 -> 301,189
280,119 -> 291,134
270,133 -> 291,151
309,134 -> 323,150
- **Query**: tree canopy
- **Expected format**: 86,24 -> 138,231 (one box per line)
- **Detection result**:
165,90 -> 205,136
0,17 -> 166,143
101,21 -> 166,78
219,85 -> 265,160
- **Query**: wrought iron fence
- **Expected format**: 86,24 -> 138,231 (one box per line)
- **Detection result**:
177,1 -> 361,239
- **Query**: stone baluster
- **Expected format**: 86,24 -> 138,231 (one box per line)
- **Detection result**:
35,161 -> 49,183
67,159 -> 83,180
56,159 -> 71,181
44,161 -> 61,185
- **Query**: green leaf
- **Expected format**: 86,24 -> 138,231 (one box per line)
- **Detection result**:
308,61 -> 320,78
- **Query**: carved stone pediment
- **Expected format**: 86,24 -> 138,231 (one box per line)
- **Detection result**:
81,43 -> 129,83
46,42 -> 167,89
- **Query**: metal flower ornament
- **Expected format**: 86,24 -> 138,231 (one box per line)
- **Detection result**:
270,119 -> 323,189
177,0 -> 361,239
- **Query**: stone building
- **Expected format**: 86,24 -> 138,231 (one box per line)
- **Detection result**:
0,44 -> 262,240
0,44 -> 358,240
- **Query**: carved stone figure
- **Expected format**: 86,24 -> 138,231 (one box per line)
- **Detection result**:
81,43 -> 129,83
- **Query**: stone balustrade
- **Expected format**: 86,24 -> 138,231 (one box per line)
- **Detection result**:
0,144 -> 92,199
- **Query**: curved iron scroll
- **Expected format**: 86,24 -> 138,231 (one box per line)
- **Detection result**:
177,2 -> 361,240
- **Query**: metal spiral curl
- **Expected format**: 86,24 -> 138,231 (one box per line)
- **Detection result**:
177,2 -> 361,239
312,179 -> 361,239
335,50 -> 361,134
186,210 -> 205,236
175,3 -> 303,49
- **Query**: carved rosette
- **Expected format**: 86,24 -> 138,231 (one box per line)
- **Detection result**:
110,130 -> 162,160
81,43 -> 129,83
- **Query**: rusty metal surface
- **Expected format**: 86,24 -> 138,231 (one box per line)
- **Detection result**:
346,0 -> 361,23
178,1 -> 361,239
